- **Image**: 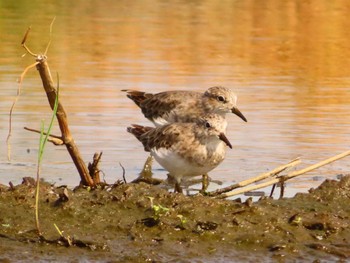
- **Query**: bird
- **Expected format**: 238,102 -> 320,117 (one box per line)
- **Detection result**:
127,113 -> 232,193
123,86 -> 246,191
122,86 -> 247,126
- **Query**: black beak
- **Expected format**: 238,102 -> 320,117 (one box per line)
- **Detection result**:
232,107 -> 247,122
219,133 -> 232,149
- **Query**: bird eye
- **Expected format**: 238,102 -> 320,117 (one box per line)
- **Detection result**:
217,96 -> 225,102
205,122 -> 211,128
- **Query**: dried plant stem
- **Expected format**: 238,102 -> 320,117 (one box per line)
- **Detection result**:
208,157 -> 301,197
8,27 -> 40,160
7,61 -> 39,160
44,17 -> 56,56
35,56 -> 94,186
24,127 -> 62,139
18,24 -> 96,186
218,150 -> 350,199
284,150 -> 350,180
119,162 -> 127,183
88,152 -> 103,184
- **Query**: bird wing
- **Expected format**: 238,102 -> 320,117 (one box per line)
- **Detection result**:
142,123 -> 193,152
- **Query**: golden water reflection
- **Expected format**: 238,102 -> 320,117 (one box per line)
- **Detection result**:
1,0 -> 349,196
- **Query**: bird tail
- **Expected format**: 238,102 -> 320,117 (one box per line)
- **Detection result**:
127,124 -> 153,140
121,89 -> 153,107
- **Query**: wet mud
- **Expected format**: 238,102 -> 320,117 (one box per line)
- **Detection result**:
0,175 -> 350,262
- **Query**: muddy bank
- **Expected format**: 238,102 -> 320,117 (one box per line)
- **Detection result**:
0,175 -> 350,262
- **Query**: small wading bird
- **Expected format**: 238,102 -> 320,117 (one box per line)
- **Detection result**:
122,86 -> 247,126
127,114 -> 232,193
123,86 -> 247,192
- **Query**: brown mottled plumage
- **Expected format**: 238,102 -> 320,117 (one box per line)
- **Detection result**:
127,114 -> 231,192
122,86 -> 247,127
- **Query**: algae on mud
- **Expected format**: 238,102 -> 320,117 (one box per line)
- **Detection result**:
0,175 -> 350,262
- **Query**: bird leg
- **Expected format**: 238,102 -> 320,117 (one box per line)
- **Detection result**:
200,173 -> 209,194
174,182 -> 183,193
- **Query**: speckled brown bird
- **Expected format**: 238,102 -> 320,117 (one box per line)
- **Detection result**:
122,86 -> 247,126
127,114 -> 232,193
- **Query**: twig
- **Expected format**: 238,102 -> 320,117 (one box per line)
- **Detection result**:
208,157 -> 301,197
24,126 -> 62,139
8,20 -> 55,161
44,17 -> 56,56
21,27 -> 38,57
54,223 -> 64,238
17,24 -> 95,186
7,61 -> 39,161
119,162 -> 127,183
279,177 -> 286,199
9,181 -> 15,191
21,27 -> 31,45
54,223 -> 73,246
269,183 -> 276,198
218,150 -> 350,199
35,55 -> 94,186
284,150 -> 350,180
24,127 -> 63,145
88,152 -> 103,184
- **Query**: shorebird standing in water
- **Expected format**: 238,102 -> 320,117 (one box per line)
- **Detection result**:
123,86 -> 247,192
123,86 -> 247,126
127,114 -> 232,193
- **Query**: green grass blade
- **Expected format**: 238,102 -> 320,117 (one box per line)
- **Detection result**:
35,73 -> 60,236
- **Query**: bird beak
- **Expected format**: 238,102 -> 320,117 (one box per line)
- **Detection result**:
231,107 -> 247,122
219,133 -> 232,149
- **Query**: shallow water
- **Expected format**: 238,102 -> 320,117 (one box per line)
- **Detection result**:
1,0 -> 350,197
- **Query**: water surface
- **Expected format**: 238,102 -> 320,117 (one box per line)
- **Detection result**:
1,0 -> 350,197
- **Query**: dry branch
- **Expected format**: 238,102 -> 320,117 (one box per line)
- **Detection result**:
88,152 -> 103,184
217,150 -> 350,199
24,126 -> 64,145
18,26 -> 97,187
34,55 -> 94,186
207,157 -> 301,197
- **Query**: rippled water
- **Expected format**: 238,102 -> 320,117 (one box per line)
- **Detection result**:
1,0 -> 350,197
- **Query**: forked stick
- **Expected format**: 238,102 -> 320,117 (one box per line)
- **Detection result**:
18,25 -> 95,186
